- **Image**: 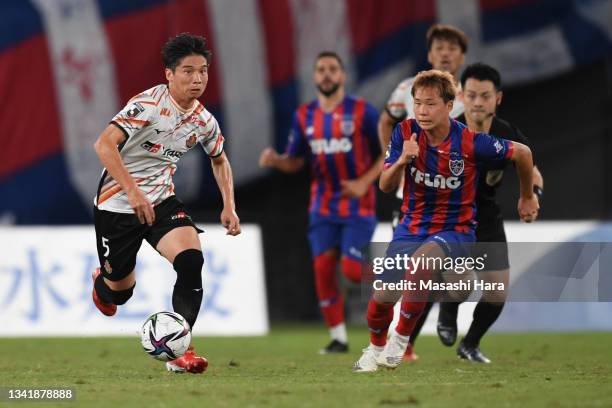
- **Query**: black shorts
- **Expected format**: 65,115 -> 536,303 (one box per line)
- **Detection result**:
93,196 -> 203,281
474,214 -> 509,271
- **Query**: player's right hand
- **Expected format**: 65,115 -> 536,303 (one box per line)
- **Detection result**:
518,194 -> 539,223
259,147 -> 279,168
221,207 -> 241,236
398,133 -> 419,165
128,188 -> 155,226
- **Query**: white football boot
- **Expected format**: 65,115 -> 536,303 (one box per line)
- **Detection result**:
376,330 -> 409,369
352,344 -> 383,372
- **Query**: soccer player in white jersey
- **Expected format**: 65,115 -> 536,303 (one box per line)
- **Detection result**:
91,33 -> 240,374
379,24 -> 468,145
377,24 -> 469,361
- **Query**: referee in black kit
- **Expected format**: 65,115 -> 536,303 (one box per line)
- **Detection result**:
406,63 -> 544,363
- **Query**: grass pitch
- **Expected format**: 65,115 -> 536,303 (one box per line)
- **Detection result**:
1,326 -> 610,408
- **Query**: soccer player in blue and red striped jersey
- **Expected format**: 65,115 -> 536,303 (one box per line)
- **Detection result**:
259,52 -> 383,353
353,70 -> 538,372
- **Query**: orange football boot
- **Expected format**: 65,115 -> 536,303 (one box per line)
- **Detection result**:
402,343 -> 419,362
166,346 -> 208,373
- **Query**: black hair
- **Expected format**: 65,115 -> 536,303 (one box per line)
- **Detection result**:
162,33 -> 212,71
315,51 -> 345,69
461,63 -> 502,90
426,24 -> 468,53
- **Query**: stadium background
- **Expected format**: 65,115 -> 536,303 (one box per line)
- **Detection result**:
1,0 -> 611,325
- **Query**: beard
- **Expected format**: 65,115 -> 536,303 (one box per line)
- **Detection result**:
317,81 -> 340,97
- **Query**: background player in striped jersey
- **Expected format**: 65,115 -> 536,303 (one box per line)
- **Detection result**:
378,24 -> 469,360
92,33 -> 240,373
432,63 -> 544,362
353,70 -> 538,372
259,52 -> 383,353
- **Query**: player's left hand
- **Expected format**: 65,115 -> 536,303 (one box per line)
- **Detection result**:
221,207 -> 241,236
340,179 -> 369,198
518,194 -> 539,223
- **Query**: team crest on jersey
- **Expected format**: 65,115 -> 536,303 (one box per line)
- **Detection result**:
341,119 -> 355,135
104,260 -> 113,275
126,102 -> 145,118
186,134 -> 197,148
449,152 -> 464,176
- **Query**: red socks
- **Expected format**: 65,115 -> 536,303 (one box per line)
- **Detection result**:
396,300 -> 427,336
314,253 -> 343,327
314,253 -> 365,327
366,300 -> 394,346
340,256 -> 362,283
396,265 -> 432,336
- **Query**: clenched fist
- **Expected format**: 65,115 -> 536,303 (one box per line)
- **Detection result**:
259,147 -> 279,168
397,133 -> 419,165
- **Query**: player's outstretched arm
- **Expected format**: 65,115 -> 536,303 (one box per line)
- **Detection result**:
258,147 -> 305,173
93,124 -> 155,225
379,133 -> 418,193
510,142 -> 539,223
211,152 -> 241,236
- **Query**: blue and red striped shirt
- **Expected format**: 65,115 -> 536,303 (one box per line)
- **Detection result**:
287,95 -> 380,221
384,118 -> 514,236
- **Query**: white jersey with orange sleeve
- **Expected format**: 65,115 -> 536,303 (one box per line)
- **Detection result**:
385,75 -> 465,121
94,84 -> 224,213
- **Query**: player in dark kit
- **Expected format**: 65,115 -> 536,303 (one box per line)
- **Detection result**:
259,52 -> 383,353
353,70 -> 538,372
92,34 -> 240,374
435,63 -> 544,362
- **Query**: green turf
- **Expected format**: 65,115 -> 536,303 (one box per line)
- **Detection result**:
0,327 -> 611,408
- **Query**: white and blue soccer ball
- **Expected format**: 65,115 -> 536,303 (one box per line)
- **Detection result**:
140,311 -> 191,361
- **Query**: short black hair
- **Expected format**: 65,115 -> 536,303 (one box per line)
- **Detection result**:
315,51 -> 344,69
162,33 -> 212,71
426,24 -> 468,54
461,63 -> 502,90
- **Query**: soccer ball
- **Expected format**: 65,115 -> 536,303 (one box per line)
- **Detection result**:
140,311 -> 191,361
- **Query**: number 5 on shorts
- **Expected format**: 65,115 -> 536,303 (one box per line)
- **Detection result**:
102,237 -> 110,257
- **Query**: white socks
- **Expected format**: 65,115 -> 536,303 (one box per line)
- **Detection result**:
370,343 -> 384,352
330,322 -> 348,344
394,330 -> 411,344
